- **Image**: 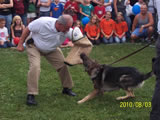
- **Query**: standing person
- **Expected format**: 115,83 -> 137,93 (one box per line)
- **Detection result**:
93,0 -> 105,22
150,0 -> 160,119
64,0 -> 79,22
50,0 -> 64,18
27,0 -> 37,25
0,18 -> 12,48
85,15 -> 100,45
13,0 -> 29,26
79,0 -> 94,20
131,3 -> 154,43
37,0 -> 51,17
16,15 -> 77,106
0,0 -> 13,35
100,11 -> 115,44
114,12 -> 128,43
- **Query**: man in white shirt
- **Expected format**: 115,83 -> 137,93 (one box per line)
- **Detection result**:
17,14 -> 76,106
149,0 -> 160,119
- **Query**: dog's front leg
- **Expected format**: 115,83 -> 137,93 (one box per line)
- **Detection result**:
77,89 -> 99,104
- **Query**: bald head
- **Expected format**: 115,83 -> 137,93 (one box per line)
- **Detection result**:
56,15 -> 73,33
57,14 -> 73,27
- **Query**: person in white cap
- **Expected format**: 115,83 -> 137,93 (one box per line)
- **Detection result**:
17,14 -> 78,106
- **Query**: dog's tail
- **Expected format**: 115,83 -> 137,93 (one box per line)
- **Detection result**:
143,71 -> 153,80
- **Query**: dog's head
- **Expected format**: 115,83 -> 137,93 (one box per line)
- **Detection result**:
152,56 -> 160,77
80,53 -> 105,90
80,53 -> 102,76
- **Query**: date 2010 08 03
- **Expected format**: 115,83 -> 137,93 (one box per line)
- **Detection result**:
120,102 -> 152,108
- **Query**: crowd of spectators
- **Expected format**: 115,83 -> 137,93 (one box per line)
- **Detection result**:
0,0 -> 156,48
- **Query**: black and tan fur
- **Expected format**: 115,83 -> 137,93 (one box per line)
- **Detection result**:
78,53 -> 153,104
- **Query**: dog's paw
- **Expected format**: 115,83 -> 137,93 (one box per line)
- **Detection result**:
116,97 -> 124,101
77,100 -> 83,104
116,95 -> 135,100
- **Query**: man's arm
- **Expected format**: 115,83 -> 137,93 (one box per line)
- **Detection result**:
17,27 -> 30,52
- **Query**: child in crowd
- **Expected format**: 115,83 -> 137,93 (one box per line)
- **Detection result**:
94,0 -> 105,21
114,12 -> 128,43
73,20 -> 84,34
79,0 -> 94,20
0,18 -> 13,48
100,11 -> 115,44
64,0 -> 79,22
27,0 -> 37,25
11,15 -> 25,46
85,15 -> 100,45
50,0 -> 64,18
61,20 -> 83,48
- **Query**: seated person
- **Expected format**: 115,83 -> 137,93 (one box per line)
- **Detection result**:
0,18 -> 13,48
100,11 -> 115,44
11,15 -> 25,46
85,15 -> 100,45
114,12 -> 128,43
131,3 -> 154,43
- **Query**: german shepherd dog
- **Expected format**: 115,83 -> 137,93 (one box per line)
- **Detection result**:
78,53 -> 153,104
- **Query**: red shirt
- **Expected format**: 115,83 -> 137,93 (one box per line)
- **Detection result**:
100,19 -> 115,35
94,6 -> 105,19
85,23 -> 100,37
115,21 -> 128,36
64,1 -> 79,21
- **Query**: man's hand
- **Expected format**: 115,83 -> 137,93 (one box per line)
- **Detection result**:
17,43 -> 25,52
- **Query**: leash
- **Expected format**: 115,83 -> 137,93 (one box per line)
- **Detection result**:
109,42 -> 153,65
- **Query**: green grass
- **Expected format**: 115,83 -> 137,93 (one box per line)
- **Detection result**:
0,43 -> 156,120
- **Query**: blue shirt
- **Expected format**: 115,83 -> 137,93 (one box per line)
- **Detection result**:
50,3 -> 64,18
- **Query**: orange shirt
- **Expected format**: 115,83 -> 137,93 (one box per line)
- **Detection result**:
84,23 -> 100,37
115,21 -> 128,36
100,19 -> 115,36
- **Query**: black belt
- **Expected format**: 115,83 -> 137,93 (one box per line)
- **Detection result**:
26,38 -> 34,44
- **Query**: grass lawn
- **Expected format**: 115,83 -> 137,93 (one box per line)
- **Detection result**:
0,43 -> 156,120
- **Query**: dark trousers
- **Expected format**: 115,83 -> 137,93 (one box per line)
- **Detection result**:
150,35 -> 160,120
88,36 -> 101,45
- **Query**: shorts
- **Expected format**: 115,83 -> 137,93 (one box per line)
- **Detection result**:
27,12 -> 36,19
132,28 -> 148,38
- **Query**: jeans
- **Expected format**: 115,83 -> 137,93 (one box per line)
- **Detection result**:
0,14 -> 12,35
39,11 -> 50,17
0,41 -> 13,48
102,36 -> 113,44
115,36 -> 126,43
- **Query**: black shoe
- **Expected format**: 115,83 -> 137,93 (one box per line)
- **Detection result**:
62,88 -> 76,96
26,94 -> 37,106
